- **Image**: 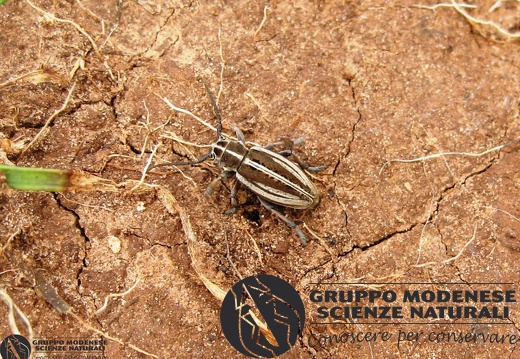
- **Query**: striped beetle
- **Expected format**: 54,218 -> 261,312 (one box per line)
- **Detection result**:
152,82 -> 323,245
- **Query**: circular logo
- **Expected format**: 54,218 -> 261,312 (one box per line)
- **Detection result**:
220,274 -> 305,358
0,334 -> 31,359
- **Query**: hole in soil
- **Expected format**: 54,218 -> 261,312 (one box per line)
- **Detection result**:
243,209 -> 260,225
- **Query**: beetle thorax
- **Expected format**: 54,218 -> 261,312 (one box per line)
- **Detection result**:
211,139 -> 249,171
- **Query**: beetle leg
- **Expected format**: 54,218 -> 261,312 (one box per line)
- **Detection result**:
224,179 -> 240,215
277,149 -> 292,157
232,125 -> 247,145
257,197 -> 307,246
263,137 -> 308,150
205,170 -> 234,198
264,138 -> 325,172
284,152 -> 326,172
263,139 -> 295,151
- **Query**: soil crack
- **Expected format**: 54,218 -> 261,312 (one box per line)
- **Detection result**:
53,194 -> 91,291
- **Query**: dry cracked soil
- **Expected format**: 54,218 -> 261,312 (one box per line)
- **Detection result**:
1,1 -> 519,358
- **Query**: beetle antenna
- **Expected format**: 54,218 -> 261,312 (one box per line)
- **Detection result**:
202,79 -> 223,139
147,152 -> 211,172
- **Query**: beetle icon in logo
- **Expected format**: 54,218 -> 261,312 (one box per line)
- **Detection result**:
0,334 -> 31,359
220,274 -> 305,357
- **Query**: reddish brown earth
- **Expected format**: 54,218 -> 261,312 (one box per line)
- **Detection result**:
1,1 -> 519,358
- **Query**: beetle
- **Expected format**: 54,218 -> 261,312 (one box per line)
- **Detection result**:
150,81 -> 324,245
